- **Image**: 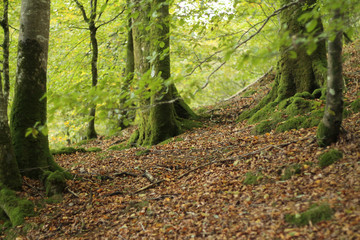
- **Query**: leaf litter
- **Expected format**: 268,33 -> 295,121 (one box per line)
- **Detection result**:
5,42 -> 360,239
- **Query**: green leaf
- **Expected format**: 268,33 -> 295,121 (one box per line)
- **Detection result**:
306,19 -> 317,32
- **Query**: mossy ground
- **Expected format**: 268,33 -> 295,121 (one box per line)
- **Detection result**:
285,203 -> 333,226
248,92 -> 325,134
243,172 -> 263,185
318,149 -> 343,168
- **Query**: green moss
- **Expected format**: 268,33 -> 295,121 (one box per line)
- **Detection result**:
281,164 -> 301,180
51,147 -> 86,155
243,172 -> 263,185
43,170 -> 67,197
135,149 -> 150,156
285,98 -> 313,116
108,143 -> 128,151
278,97 -> 294,110
285,203 -> 333,226
248,102 -> 278,124
350,98 -> 360,113
179,118 -> 202,131
318,149 -> 343,168
312,88 -> 323,99
276,116 -> 306,132
294,91 -> 314,99
0,188 -> 34,226
253,120 -> 278,135
86,147 -> 102,152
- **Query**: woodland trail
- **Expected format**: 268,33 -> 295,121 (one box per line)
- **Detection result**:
4,43 -> 360,239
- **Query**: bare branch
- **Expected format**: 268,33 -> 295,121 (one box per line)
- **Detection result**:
96,8 -> 125,29
73,0 -> 89,22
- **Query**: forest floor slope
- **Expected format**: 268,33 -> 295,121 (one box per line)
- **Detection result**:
4,42 -> 360,239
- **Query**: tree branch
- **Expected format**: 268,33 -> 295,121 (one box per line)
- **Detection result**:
189,0 -> 301,94
73,0 -> 89,22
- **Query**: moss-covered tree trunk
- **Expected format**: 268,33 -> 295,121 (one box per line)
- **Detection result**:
0,0 -> 22,190
10,0 -> 62,178
317,8 -> 344,146
0,94 -> 22,190
239,0 -> 327,122
0,0 -> 10,106
118,14 -> 135,129
130,0 -> 195,146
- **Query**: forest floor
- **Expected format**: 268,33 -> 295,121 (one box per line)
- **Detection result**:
4,42 -> 360,239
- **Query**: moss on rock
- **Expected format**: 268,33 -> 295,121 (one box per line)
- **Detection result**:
318,149 -> 343,168
43,170 -> 67,197
285,203 -> 333,226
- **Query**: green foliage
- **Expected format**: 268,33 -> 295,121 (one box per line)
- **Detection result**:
318,149 -> 343,168
285,203 -> 333,226
243,172 -> 263,185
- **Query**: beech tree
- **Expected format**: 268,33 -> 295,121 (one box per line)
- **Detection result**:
130,0 -> 196,146
0,0 -> 22,190
10,0 -> 63,179
118,1 -> 135,129
317,6 -> 344,146
239,0 -> 327,123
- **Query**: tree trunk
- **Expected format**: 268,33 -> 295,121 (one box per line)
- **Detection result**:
317,8 -> 344,146
130,0 -> 195,146
118,15 -> 135,129
0,93 -> 22,190
86,13 -> 98,139
239,0 -> 327,123
1,0 -> 10,105
10,0 -> 62,178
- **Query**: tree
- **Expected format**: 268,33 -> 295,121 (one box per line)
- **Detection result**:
317,6 -> 344,146
130,0 -> 196,146
10,0 -> 63,179
0,0 -> 22,190
73,0 -> 124,139
73,0 -> 100,139
238,0 -> 327,125
118,1 -> 135,129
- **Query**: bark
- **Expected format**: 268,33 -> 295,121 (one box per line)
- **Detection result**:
118,15 -> 135,129
10,0 -> 62,178
87,2 -> 98,139
0,0 -> 10,105
317,8 -> 344,146
0,92 -> 22,190
131,0 -> 195,146
239,0 -> 327,122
